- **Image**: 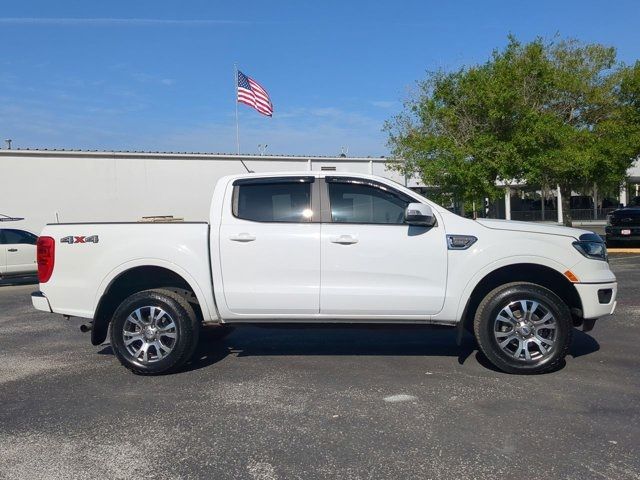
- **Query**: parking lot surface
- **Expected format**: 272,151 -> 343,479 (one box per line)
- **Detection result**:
1,256 -> 639,480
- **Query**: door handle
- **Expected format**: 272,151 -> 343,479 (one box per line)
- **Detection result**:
7,248 -> 18,252
330,235 -> 358,245
229,233 -> 256,242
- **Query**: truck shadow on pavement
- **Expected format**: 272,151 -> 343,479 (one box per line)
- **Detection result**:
187,324 -> 601,374
98,324 -> 600,374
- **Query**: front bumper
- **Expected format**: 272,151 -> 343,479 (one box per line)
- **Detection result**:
31,291 -> 52,313
574,282 -> 617,320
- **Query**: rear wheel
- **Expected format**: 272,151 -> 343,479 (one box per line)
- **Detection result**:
110,289 -> 200,375
473,282 -> 572,374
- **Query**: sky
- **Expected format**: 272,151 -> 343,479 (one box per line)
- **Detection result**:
0,0 -> 639,157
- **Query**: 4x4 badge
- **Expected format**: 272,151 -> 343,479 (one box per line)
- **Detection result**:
61,235 -> 99,244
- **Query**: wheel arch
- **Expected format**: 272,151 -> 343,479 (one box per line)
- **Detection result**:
459,262 -> 583,333
91,261 -> 213,346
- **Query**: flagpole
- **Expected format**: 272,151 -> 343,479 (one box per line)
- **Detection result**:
234,63 -> 240,155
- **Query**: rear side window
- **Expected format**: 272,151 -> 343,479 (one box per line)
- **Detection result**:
1,229 -> 37,245
327,179 -> 411,224
233,178 -> 314,223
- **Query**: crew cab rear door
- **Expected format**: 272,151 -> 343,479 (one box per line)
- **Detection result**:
218,176 -> 320,315
319,177 -> 447,317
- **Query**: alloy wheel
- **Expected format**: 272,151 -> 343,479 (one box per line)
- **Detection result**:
122,306 -> 178,363
493,299 -> 557,362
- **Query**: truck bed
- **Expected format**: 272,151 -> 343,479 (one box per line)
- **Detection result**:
38,222 -> 217,321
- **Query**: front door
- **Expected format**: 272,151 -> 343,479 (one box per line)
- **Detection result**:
219,176 -> 320,316
320,177 -> 447,317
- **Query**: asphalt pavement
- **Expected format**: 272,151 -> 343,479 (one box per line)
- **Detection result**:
1,256 -> 639,479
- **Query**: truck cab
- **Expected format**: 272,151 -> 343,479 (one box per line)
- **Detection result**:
214,174 -> 447,319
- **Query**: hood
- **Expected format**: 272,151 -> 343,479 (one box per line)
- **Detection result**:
476,218 -> 590,239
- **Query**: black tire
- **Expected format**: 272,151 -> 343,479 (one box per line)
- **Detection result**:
606,237 -> 619,248
473,282 -> 572,374
110,289 -> 200,375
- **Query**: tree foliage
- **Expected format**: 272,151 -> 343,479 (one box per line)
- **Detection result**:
385,36 -> 640,224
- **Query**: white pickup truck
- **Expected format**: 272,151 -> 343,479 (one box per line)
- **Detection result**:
32,172 -> 617,375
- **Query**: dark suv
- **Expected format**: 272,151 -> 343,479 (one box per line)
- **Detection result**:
606,196 -> 640,247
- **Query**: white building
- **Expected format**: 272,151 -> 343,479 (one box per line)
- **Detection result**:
621,158 -> 640,203
1,149 -> 418,234
2,149 -> 638,234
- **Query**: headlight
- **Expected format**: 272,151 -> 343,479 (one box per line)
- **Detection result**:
573,241 -> 608,261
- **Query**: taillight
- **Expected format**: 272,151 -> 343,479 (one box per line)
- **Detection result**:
37,236 -> 55,283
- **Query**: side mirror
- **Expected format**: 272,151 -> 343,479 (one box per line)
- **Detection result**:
404,203 -> 436,227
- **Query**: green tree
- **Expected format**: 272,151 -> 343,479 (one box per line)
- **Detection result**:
386,36 -> 640,225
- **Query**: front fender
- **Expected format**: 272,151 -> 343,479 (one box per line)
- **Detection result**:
454,255 -> 571,322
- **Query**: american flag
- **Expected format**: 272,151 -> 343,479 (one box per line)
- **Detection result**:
237,70 -> 273,117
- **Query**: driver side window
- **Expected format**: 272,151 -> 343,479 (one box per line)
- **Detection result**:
327,180 -> 411,224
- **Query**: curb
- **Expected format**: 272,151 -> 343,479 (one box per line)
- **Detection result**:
607,248 -> 640,253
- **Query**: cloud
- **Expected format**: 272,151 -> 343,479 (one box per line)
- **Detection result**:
144,121 -> 386,157
145,106 -> 388,157
370,100 -> 398,109
131,73 -> 176,86
0,85 -> 388,156
0,97 -> 387,157
0,17 -> 255,27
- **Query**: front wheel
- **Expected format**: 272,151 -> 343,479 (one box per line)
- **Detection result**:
473,282 -> 572,374
110,289 -> 200,375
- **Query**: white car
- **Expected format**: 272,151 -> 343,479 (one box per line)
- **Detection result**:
0,228 -> 38,278
31,172 -> 617,375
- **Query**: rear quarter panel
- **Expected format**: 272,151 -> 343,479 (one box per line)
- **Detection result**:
39,223 -> 216,320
